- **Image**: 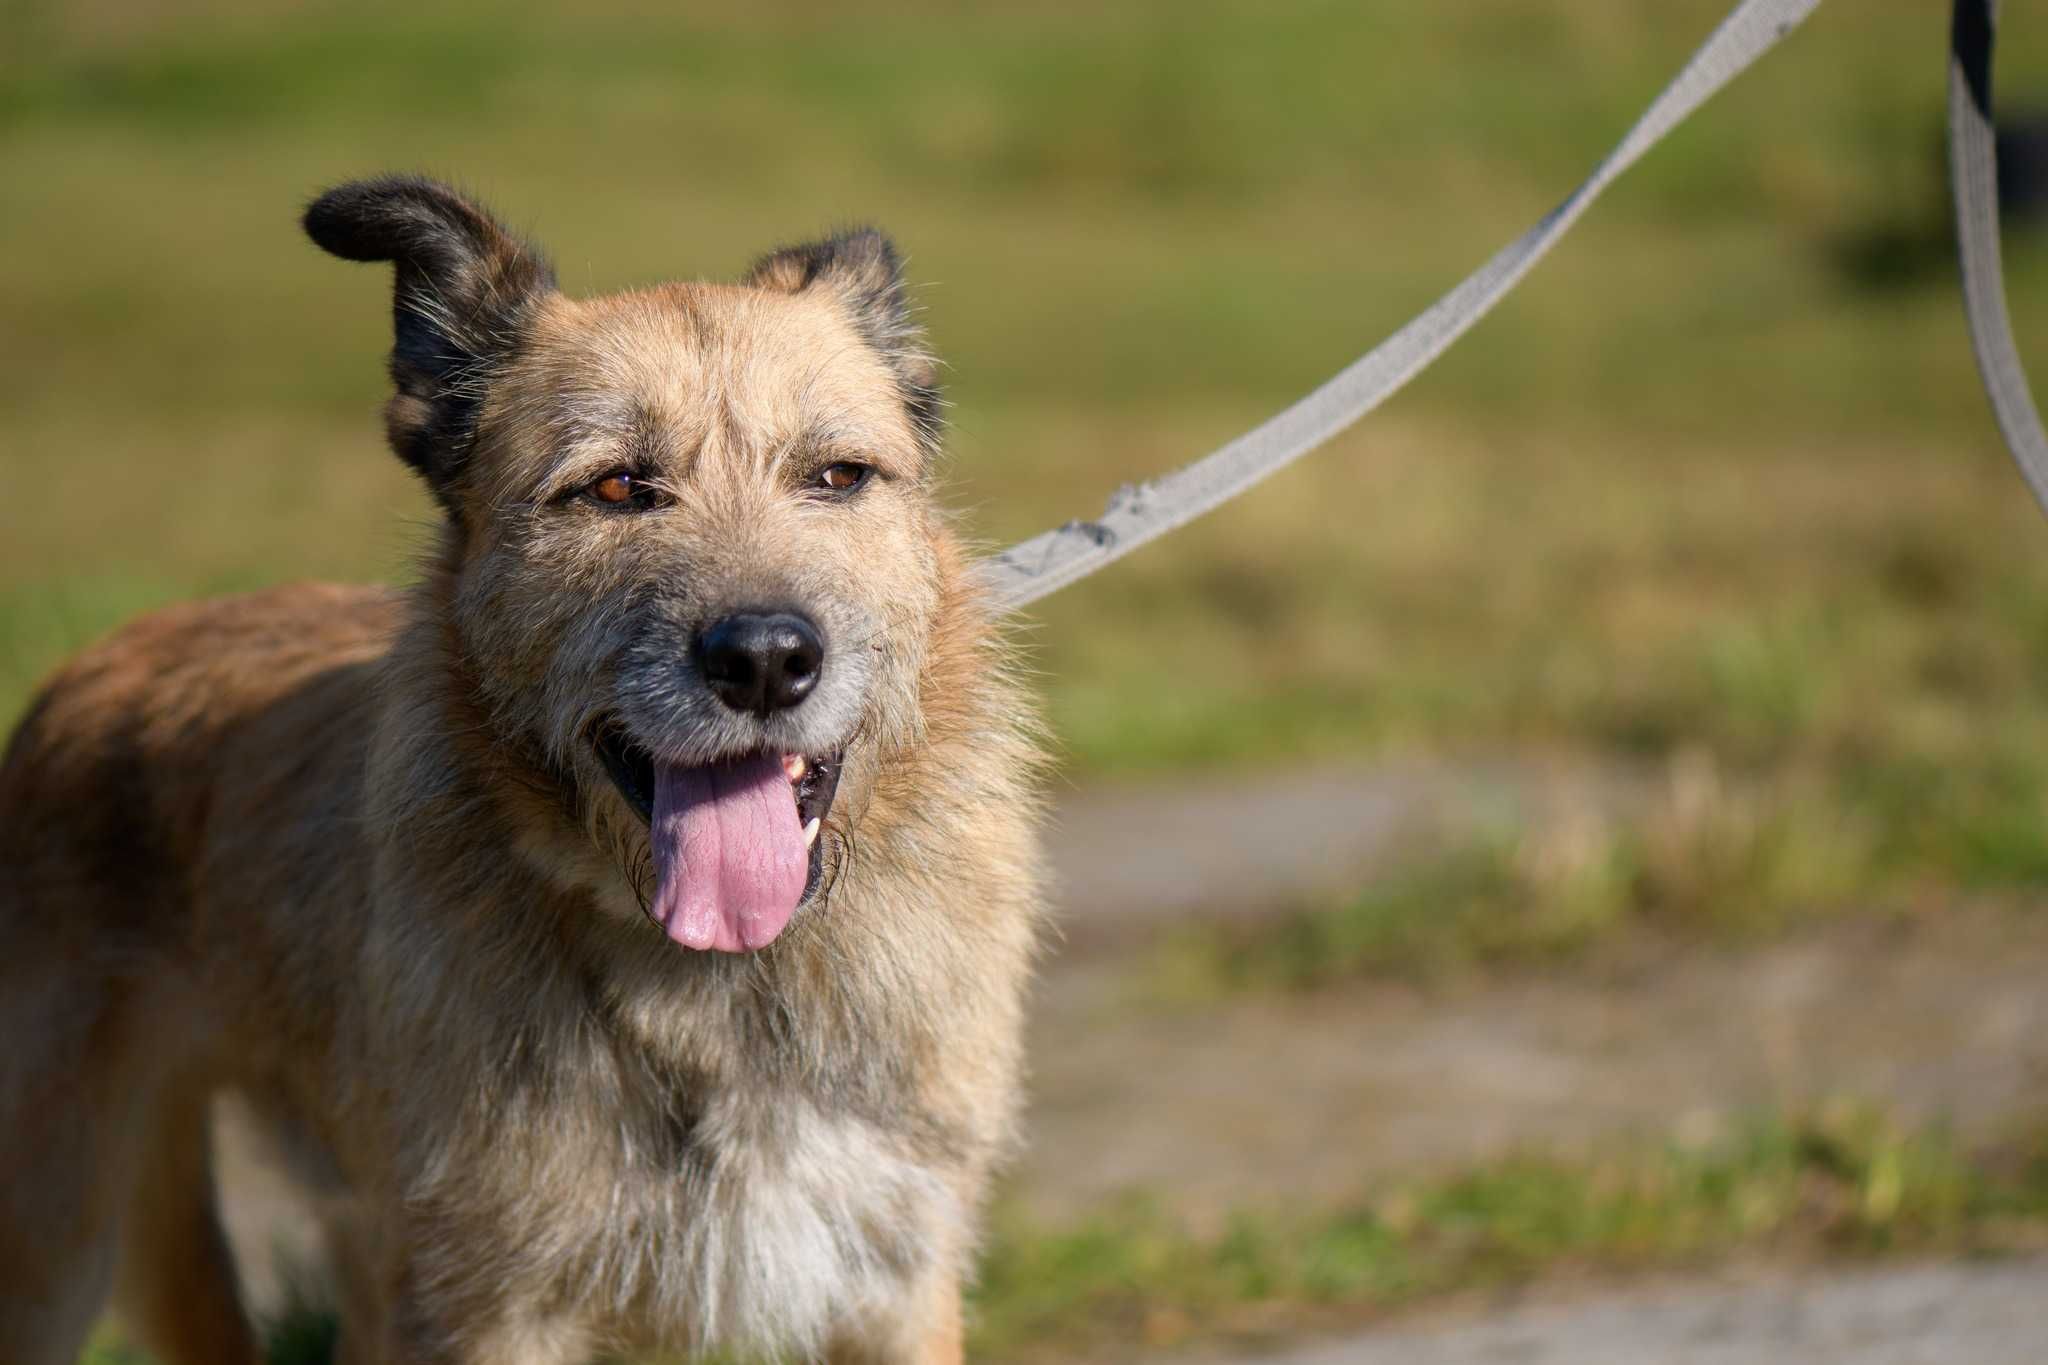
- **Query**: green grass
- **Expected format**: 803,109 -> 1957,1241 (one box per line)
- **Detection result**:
87,1107 -> 2048,1364
1148,753 -> 1893,993
1147,731 -> 2048,994
10,2 -> 2048,805
969,1106 -> 2048,1361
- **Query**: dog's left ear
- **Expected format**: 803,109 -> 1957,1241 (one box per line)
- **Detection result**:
304,175 -> 556,510
749,229 -> 942,454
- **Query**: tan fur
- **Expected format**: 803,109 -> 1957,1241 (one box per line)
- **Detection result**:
0,182 -> 1044,1364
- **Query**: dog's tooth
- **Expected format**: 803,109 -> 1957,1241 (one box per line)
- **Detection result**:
784,754 -> 807,783
804,817 -> 821,849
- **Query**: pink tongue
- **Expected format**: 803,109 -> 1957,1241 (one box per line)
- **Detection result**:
647,753 -> 808,952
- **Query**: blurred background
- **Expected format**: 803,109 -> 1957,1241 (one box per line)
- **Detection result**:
8,1 -> 2048,1361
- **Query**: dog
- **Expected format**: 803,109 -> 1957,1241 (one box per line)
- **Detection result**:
0,176 -> 1046,1365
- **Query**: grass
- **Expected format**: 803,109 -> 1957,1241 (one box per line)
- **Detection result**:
9,2 -> 2048,803
1146,730 -> 2048,994
969,1105 -> 2048,1362
82,1105 -> 2048,1364
1149,751 -> 1890,994
83,1309 -> 334,1365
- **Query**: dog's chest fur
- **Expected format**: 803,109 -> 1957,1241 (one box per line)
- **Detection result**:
557,1076 -> 962,1355
357,888 -> 975,1358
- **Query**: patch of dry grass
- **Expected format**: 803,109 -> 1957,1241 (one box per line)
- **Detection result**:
1149,749 -> 1886,996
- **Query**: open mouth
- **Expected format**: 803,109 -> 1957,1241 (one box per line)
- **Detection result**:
592,721 -> 843,952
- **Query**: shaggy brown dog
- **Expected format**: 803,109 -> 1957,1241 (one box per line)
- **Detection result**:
0,177 -> 1044,1365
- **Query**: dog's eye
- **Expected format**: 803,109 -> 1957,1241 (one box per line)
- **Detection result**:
816,462 -> 872,495
585,471 -> 652,508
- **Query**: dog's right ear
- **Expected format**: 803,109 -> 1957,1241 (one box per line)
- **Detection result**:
303,176 -> 555,507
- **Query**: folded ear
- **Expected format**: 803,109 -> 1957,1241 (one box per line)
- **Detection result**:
748,229 -> 942,454
304,176 -> 555,506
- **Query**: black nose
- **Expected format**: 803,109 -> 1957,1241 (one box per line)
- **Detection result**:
697,611 -> 825,716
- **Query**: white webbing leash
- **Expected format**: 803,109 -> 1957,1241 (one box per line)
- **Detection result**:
981,0 -> 2048,613
1951,0 -> 2048,502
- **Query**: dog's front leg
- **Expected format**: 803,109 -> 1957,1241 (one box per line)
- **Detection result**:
352,1260 -> 594,1365
357,1309 -> 595,1365
910,1285 -> 964,1365
826,1271 -> 963,1365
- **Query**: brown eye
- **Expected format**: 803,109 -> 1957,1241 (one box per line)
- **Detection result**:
590,472 -> 637,505
817,462 -> 871,494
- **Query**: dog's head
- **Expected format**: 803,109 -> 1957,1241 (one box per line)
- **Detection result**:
307,176 -> 949,953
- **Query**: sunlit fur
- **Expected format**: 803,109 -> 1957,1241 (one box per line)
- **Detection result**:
0,178 -> 1045,1365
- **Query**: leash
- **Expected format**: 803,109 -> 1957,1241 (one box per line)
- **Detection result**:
1952,0 -> 2048,506
981,0 -> 2048,612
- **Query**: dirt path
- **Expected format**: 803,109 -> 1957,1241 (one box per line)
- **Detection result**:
1014,908 -> 2048,1221
1016,764 -> 2048,1221
1230,1257 -> 2048,1365
1041,760 -> 1633,948
1016,763 -> 2048,1363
